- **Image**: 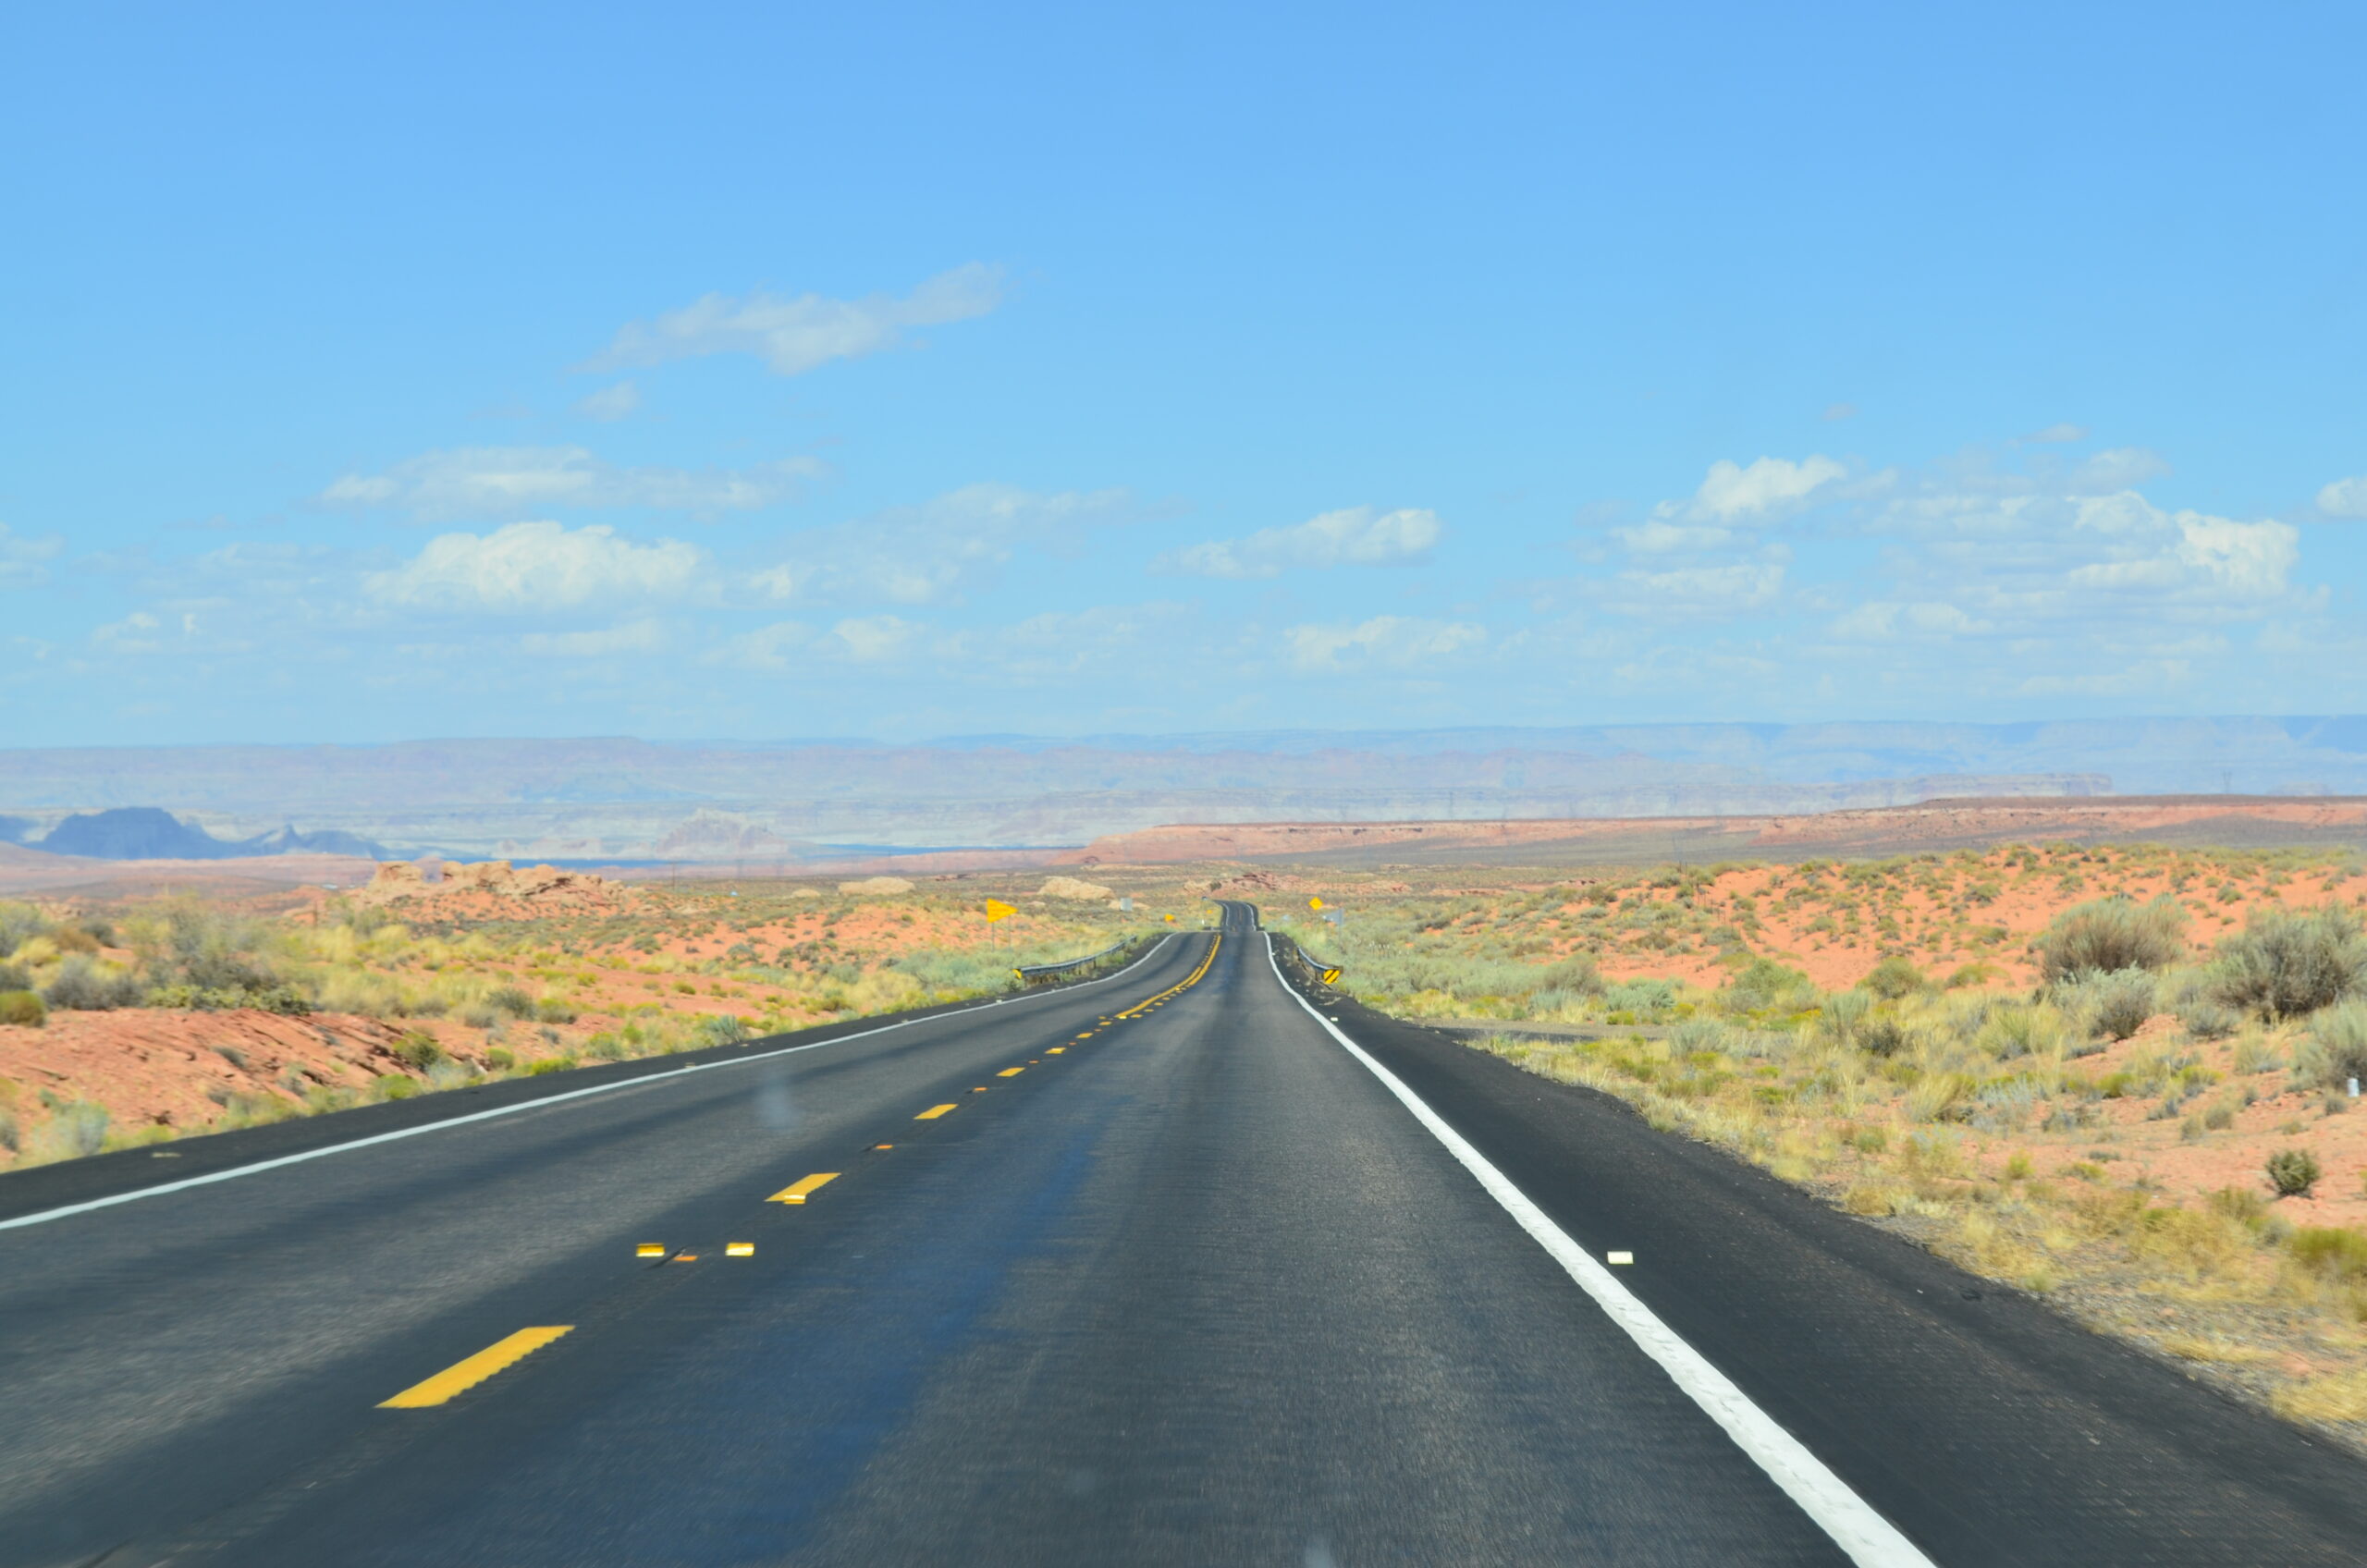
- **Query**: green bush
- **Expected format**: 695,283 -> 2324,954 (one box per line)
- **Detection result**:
693,1013 -> 752,1047
523,1054 -> 579,1076
2287,1226 -> 2367,1280
373,1074 -> 417,1101
0,990 -> 46,1027
2268,1146 -> 2324,1198
391,1030 -> 446,1071
482,1046 -> 517,1072
1859,1014 -> 1912,1059
2211,906 -> 2367,1020
533,998 -> 578,1024
2294,1001 -> 2367,1092
2057,966 -> 2158,1041
42,954 -> 143,1011
2035,896 -> 2188,982
1861,956 -> 1927,1001
486,985 -> 535,1018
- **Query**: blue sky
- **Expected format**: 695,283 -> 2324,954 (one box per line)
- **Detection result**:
5,0 -> 2363,746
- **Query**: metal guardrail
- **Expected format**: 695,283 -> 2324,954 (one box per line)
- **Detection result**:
1269,933 -> 1344,990
1012,937 -> 1145,986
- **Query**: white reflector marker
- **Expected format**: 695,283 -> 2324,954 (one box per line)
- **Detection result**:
1608,1251 -> 1635,1266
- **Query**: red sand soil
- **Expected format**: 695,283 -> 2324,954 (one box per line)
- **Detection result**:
0,1009 -> 470,1154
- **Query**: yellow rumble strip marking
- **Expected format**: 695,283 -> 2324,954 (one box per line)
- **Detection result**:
379,1327 -> 573,1408
997,1067 -> 1024,1077
915,1104 -> 958,1120
768,1172 -> 840,1204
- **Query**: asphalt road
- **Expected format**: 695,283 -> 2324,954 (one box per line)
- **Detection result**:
4,901 -> 2365,1565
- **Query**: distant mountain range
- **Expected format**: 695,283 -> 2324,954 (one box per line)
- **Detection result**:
11,807 -> 386,862
0,718 -> 2359,862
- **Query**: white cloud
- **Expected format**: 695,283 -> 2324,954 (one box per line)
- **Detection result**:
1282,616 -> 1483,673
710,620 -> 814,674
2022,423 -> 2090,444
2065,508 -> 2296,599
586,263 -> 1005,377
319,446 -> 821,521
518,618 -> 668,656
365,521 -> 707,612
2318,475 -> 2367,519
1828,600 -> 1995,640
828,615 -> 923,663
2068,447 -> 2170,492
751,483 -> 1136,606
1685,455 -> 1846,522
1153,506 -> 1440,579
0,523 -> 65,588
1616,558 -> 1786,616
1613,519 -> 1732,554
575,381 -> 642,422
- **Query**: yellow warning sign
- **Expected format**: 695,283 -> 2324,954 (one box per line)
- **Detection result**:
1308,896 -> 1324,911
985,899 -> 1016,922
1320,968 -> 1343,985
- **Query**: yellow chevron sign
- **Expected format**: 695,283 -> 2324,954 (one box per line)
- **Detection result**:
985,899 -> 1016,922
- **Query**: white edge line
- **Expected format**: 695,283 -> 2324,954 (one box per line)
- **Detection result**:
1259,933 -> 1934,1568
0,932 -> 1185,1233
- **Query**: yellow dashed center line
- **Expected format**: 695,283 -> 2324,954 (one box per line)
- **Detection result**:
915,1104 -> 958,1120
379,1327 -> 573,1409
768,1172 -> 840,1204
998,1067 -> 1024,1077
1114,932 -> 1220,1020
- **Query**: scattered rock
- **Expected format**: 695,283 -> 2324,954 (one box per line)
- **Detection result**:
1036,876 -> 1114,901
838,876 -> 914,896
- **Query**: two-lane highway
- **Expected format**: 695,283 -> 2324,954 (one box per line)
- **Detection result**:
6,901 -> 2367,1564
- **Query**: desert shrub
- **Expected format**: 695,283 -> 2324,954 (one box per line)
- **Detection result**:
41,954 -> 143,1011
486,986 -> 535,1018
1861,956 -> 1926,1000
24,1100 -> 108,1161
373,1074 -> 417,1101
1819,988 -> 1872,1041
2210,906 -> 2367,1020
1976,1002 -> 2065,1060
144,981 -> 311,1014
482,1046 -> 517,1071
2293,1002 -> 2367,1093
1723,958 -> 1813,1014
2057,967 -> 2158,1041
1859,1013 -> 1912,1059
1603,977 -> 1676,1010
534,998 -> 577,1024
0,900 -> 54,955
2287,1227 -> 2367,1281
693,1014 -> 752,1047
2035,896 -> 2188,982
0,990 -> 48,1026
391,1030 -> 446,1071
524,1054 -> 579,1076
2177,997 -> 2240,1041
0,962 -> 29,992
2268,1146 -> 2324,1198
457,1003 -> 501,1029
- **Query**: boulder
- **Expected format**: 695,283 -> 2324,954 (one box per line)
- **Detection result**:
1036,876 -> 1114,901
